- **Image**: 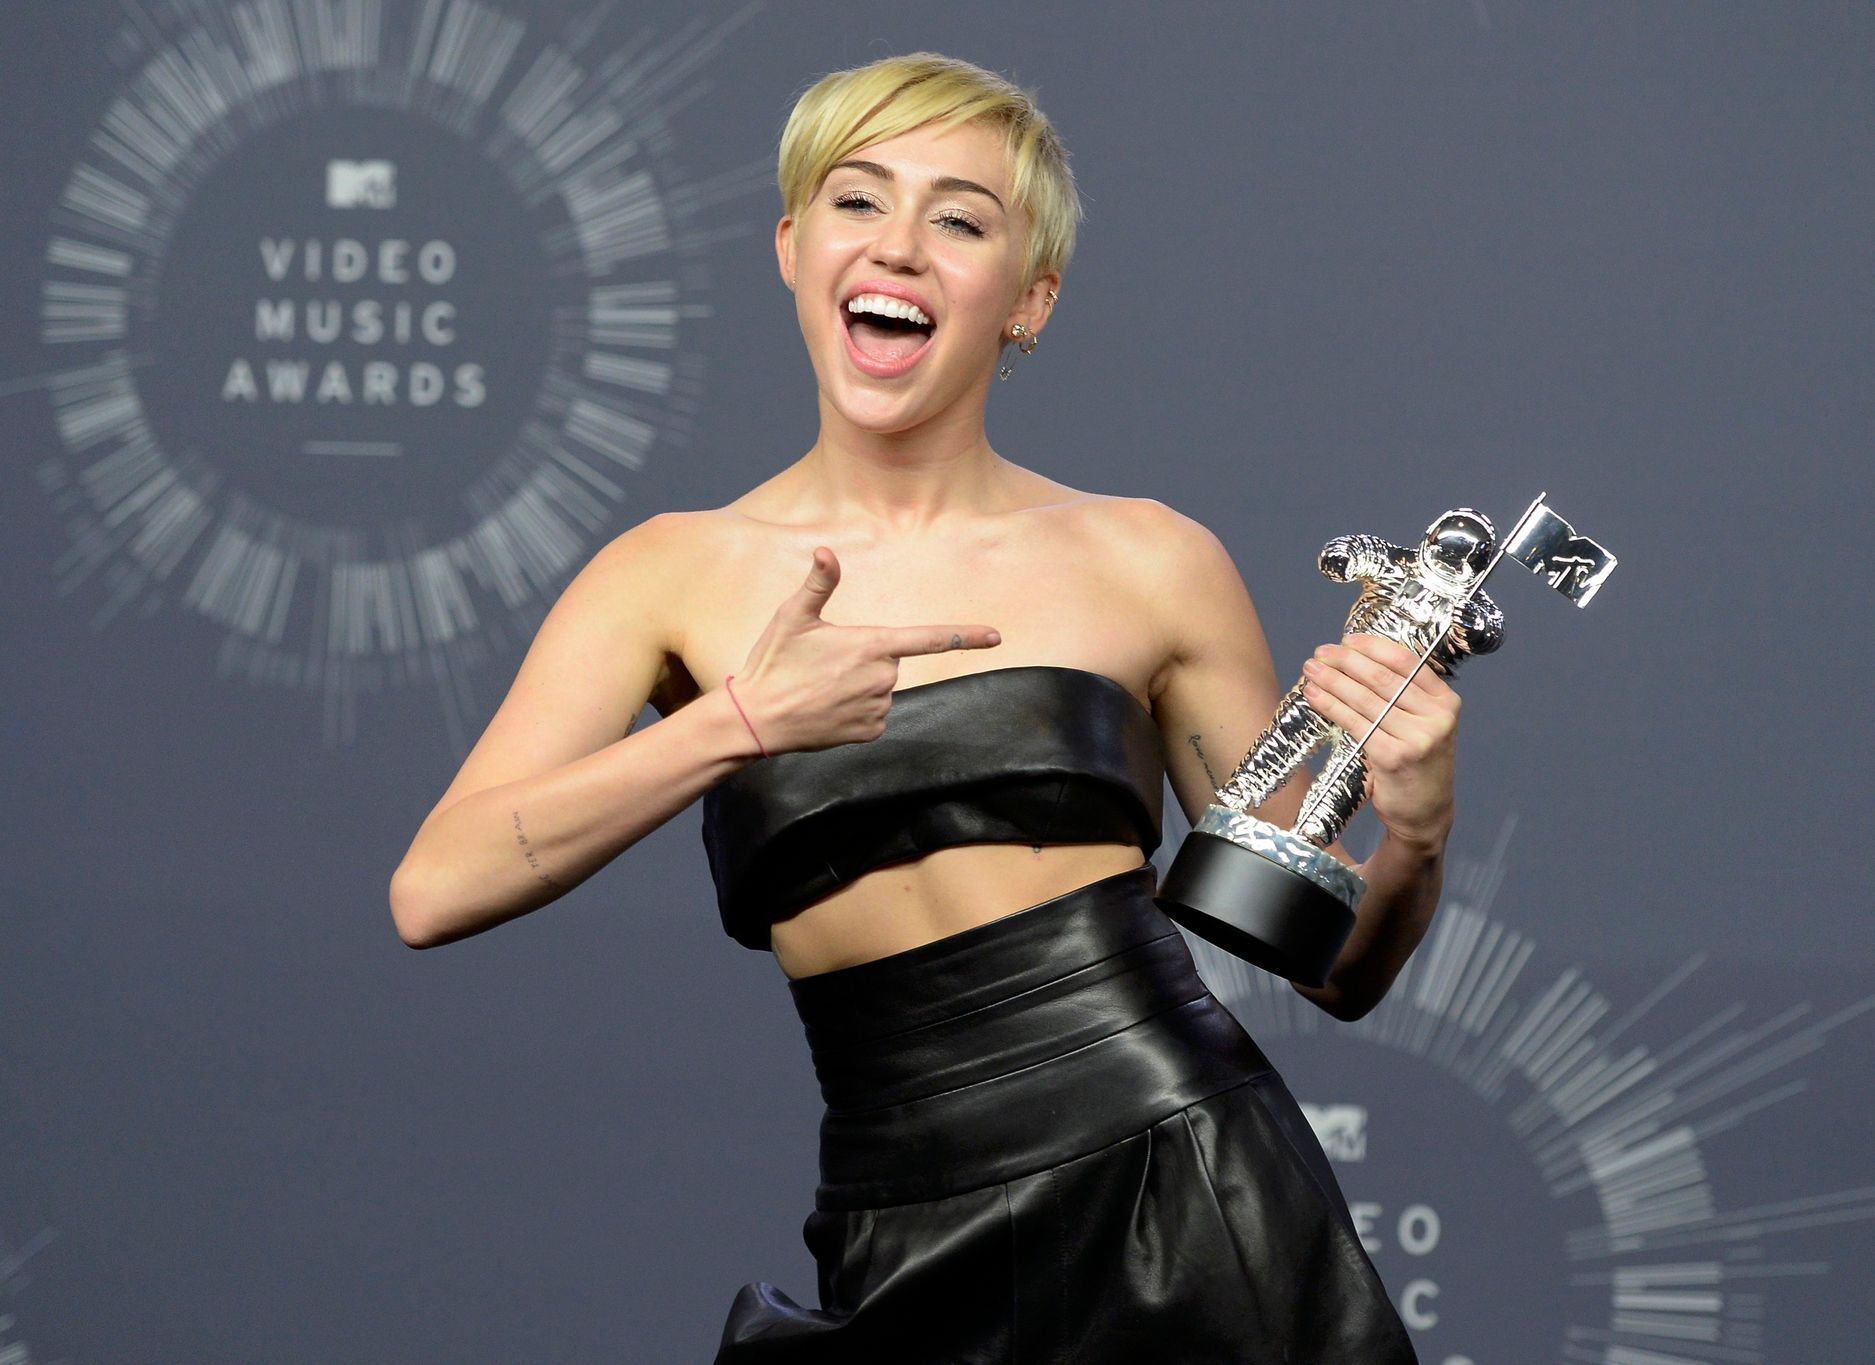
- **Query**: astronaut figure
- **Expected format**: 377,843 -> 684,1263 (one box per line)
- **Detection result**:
1216,509 -> 1506,846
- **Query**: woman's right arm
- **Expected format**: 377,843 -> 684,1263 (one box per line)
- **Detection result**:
387,513 -> 754,948
389,530 -> 1006,948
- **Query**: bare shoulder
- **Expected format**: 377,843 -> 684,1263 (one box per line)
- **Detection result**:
1060,490 -> 1196,539
1077,494 -> 1243,600
1089,496 -> 1267,691
590,506 -> 704,569
1027,493 -> 1243,694
587,507 -> 735,611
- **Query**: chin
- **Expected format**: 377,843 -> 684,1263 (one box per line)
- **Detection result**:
830,393 -> 936,434
832,365 -> 993,427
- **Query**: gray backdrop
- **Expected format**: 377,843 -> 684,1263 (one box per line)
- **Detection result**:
3,2 -> 1870,1361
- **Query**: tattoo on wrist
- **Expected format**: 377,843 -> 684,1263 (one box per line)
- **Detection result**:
511,810 -> 560,889
1186,733 -> 1219,789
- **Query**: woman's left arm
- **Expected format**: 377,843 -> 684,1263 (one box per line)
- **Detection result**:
1129,500 -> 1457,1023
1289,632 -> 1457,1020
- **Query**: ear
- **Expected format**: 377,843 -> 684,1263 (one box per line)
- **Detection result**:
775,215 -> 796,291
1008,268 -> 1063,338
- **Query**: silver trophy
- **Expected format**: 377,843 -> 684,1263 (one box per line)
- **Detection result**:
1155,494 -> 1617,985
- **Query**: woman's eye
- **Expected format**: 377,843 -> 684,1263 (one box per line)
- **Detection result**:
937,212 -> 986,238
831,193 -> 984,238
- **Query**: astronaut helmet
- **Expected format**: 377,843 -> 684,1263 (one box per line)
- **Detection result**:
1419,508 -> 1497,581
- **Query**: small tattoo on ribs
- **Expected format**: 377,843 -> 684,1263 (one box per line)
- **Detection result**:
511,810 -> 560,889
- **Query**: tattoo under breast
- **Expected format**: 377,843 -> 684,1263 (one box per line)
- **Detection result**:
511,809 -> 560,889
1187,733 -> 1219,789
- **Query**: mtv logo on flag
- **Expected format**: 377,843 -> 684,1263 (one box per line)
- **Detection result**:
327,160 -> 397,209
1503,501 -> 1617,606
1299,1103 -> 1368,1162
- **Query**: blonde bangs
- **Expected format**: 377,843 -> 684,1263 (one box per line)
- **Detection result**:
777,52 -> 1081,289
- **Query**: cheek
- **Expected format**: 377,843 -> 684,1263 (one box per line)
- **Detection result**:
943,283 -> 1014,344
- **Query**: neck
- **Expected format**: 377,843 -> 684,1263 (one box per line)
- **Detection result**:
798,382 -> 1007,530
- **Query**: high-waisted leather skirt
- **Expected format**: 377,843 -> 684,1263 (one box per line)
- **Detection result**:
715,863 -> 1416,1364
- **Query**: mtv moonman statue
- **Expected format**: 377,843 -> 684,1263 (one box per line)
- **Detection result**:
1215,509 -> 1507,845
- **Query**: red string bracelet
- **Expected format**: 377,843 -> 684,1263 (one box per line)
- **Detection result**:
723,674 -> 769,757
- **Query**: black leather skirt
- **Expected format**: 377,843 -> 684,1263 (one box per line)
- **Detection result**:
715,863 -> 1416,1364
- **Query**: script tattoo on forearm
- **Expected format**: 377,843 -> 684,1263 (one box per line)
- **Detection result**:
1186,733 -> 1219,791
511,809 -> 560,889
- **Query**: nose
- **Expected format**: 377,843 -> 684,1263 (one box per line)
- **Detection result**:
867,207 -> 926,272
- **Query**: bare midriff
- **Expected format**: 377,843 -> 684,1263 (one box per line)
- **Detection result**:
770,840 -> 1151,980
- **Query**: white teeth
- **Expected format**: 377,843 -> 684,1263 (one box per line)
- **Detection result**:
845,294 -> 933,328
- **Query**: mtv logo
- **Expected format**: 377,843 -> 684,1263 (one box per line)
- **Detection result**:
327,160 -> 397,209
1299,1103 -> 1368,1162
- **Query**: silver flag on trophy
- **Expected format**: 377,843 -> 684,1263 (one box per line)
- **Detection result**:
1502,501 -> 1617,606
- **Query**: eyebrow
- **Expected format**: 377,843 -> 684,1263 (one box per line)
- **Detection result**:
827,159 -> 1006,213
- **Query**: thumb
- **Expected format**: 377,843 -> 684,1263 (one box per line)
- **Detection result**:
789,546 -> 840,620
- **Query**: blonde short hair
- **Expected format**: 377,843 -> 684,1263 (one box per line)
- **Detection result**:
777,51 -> 1082,291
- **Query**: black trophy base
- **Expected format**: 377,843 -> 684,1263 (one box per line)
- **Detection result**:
1154,830 -> 1356,987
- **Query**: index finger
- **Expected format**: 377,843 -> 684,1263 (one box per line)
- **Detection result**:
1338,632 -> 1420,671
875,624 -> 1004,658
1338,633 -> 1456,700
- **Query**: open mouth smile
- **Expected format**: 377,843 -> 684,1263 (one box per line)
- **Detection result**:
839,290 -> 937,378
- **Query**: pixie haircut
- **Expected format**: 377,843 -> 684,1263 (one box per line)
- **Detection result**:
777,52 -> 1083,292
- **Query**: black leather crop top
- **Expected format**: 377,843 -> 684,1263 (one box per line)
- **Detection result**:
699,665 -> 1165,951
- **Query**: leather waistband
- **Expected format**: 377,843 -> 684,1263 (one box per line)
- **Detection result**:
787,864 -> 1275,1210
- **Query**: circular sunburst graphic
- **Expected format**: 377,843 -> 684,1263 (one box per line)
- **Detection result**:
0,1222 -> 57,1365
29,0 -> 768,748
1156,815 -> 1875,1363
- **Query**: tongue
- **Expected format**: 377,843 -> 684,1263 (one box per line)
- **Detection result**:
849,318 -> 929,364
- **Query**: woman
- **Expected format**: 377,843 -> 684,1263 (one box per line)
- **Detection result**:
390,52 -> 1458,1362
